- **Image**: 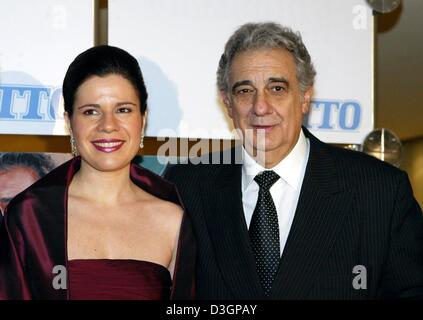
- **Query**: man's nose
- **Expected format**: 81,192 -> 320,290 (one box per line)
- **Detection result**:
252,91 -> 272,116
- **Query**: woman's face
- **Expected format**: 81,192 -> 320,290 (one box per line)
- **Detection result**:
65,74 -> 144,172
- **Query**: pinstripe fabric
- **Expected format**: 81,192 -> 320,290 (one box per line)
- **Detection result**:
164,128 -> 423,299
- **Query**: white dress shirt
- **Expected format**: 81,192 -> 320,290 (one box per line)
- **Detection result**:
242,129 -> 310,256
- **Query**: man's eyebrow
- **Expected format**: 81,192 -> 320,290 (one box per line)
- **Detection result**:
268,77 -> 290,86
231,80 -> 252,93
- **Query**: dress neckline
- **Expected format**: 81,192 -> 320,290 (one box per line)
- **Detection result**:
68,258 -> 170,272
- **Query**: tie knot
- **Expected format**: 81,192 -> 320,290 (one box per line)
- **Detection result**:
254,170 -> 280,190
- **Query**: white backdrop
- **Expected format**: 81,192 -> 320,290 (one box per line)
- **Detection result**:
0,0 -> 94,135
109,0 -> 374,144
0,0 -> 373,144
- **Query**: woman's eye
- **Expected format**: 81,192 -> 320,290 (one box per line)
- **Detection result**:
82,109 -> 99,115
117,107 -> 132,113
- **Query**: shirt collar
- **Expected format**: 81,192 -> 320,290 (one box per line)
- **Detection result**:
242,129 -> 309,192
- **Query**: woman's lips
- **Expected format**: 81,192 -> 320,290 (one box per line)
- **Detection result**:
91,139 -> 125,153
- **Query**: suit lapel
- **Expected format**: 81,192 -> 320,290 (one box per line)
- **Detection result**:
271,133 -> 353,299
200,161 -> 265,299
199,131 -> 353,299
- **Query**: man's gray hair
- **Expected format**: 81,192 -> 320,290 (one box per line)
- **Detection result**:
0,152 -> 55,179
217,22 -> 316,94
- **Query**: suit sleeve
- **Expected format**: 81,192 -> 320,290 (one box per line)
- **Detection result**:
0,209 -> 32,300
379,171 -> 423,299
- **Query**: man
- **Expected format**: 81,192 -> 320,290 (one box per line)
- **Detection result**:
0,153 -> 55,222
165,22 -> 423,299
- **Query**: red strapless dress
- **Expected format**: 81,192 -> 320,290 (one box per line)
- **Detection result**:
68,259 -> 172,300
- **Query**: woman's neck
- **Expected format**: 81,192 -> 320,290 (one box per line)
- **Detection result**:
69,160 -> 137,205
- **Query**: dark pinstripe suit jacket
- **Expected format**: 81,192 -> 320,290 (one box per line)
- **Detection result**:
165,129 -> 423,299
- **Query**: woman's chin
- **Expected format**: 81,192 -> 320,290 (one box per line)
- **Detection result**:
81,157 -> 132,173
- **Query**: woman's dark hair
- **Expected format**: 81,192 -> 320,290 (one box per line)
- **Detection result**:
62,45 -> 148,116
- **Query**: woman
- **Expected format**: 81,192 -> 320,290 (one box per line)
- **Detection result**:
0,45 -> 195,300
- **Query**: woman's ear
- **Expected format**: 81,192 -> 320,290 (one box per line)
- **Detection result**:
141,109 -> 148,134
64,111 -> 73,136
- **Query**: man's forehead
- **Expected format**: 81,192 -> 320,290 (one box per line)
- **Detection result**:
228,66 -> 295,88
229,48 -> 296,77
0,166 -> 39,185
231,47 -> 294,64
0,165 -> 37,176
0,167 -> 39,199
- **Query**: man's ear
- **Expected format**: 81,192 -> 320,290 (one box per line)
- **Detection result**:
220,90 -> 233,119
301,86 -> 313,114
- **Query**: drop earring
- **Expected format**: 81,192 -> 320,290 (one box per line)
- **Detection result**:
70,135 -> 79,157
140,134 -> 144,149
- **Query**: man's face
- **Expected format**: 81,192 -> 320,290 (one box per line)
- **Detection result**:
221,48 -> 312,167
0,166 -> 39,213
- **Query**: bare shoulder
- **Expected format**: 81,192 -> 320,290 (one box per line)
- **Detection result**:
154,198 -> 184,224
150,198 -> 184,244
136,189 -> 183,230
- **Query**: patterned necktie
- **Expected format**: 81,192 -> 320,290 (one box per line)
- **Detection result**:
249,170 -> 280,296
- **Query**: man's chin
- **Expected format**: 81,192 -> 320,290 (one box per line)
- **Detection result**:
243,142 -> 269,157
